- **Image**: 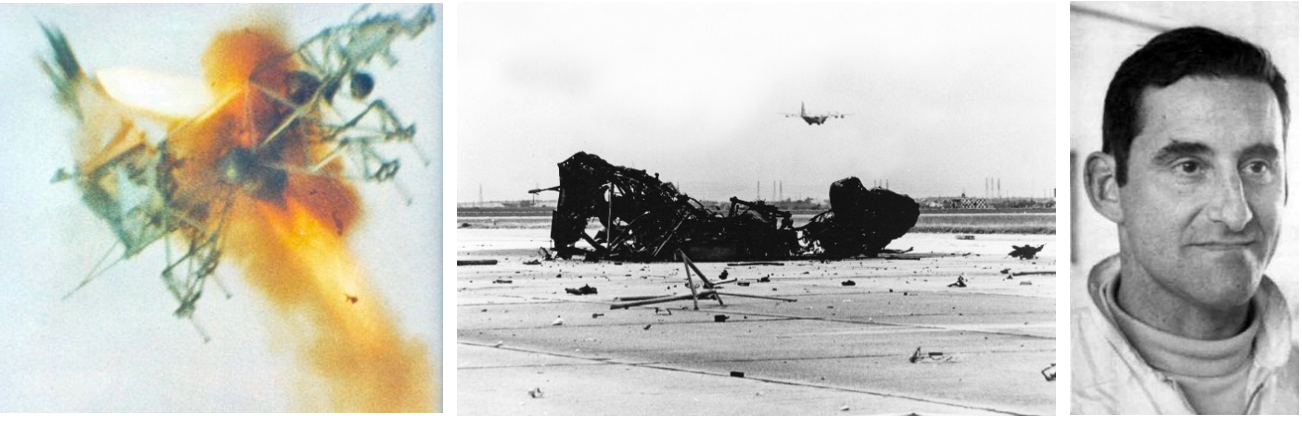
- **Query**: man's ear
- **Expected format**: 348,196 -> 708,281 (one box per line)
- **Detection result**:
1084,152 -> 1124,224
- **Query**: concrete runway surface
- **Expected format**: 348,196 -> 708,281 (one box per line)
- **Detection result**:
458,229 -> 1056,415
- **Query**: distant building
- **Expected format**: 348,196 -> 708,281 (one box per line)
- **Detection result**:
942,197 -> 994,209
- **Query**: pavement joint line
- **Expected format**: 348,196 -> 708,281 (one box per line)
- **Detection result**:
460,288 -> 1054,304
624,361 -> 1029,415
462,307 -> 1054,340
461,362 -> 607,370
637,347 -> 1059,365
459,298 -> 1052,314
459,341 -> 1030,415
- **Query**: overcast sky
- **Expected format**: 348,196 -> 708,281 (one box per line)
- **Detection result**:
0,4 -> 441,411
458,2 -> 1057,203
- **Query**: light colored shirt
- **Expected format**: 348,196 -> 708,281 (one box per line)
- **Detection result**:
1108,281 -> 1257,414
1072,255 -> 1299,414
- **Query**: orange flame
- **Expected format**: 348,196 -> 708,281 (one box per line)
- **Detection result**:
162,17 -> 432,412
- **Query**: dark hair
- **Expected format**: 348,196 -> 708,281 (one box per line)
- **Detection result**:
1103,26 -> 1289,185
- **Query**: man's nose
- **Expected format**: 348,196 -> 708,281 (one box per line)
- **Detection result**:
1207,173 -> 1253,232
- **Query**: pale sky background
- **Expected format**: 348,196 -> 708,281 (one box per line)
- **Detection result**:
0,4 -> 442,411
458,2 -> 1057,204
1070,2 -> 1299,313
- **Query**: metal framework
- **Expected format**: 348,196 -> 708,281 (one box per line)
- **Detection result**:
532,152 -> 921,262
42,5 -> 436,340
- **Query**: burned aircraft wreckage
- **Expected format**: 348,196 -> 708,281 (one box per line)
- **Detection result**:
530,152 -> 920,261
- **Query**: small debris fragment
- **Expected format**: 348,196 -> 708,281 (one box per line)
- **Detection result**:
528,387 -> 543,398
644,324 -> 652,330
551,316 -> 564,326
1019,280 -> 1033,286
719,269 -> 729,280
1042,363 -> 1057,381
458,259 -> 498,266
524,259 -> 541,265
1008,244 -> 1045,260
758,276 -> 771,283
714,315 -> 730,323
592,313 -> 605,318
1000,268 -> 1011,274
839,405 -> 850,412
565,284 -> 598,295
909,346 -> 955,363
493,279 -> 512,284
955,235 -> 975,240
841,280 -> 856,286
947,274 -> 967,288
493,341 -> 503,348
730,371 -> 745,378
737,281 -> 751,287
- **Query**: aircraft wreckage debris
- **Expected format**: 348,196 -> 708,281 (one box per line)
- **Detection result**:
1008,244 -> 1045,260
565,284 -> 598,295
530,152 -> 919,262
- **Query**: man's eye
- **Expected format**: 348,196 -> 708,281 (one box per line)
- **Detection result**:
1174,160 -> 1203,175
1242,160 -> 1275,178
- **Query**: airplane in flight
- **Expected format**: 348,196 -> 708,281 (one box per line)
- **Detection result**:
782,102 -> 849,125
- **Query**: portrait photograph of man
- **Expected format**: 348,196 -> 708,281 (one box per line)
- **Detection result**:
1070,2 -> 1299,415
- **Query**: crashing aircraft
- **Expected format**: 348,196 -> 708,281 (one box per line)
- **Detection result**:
42,5 -> 435,339
782,102 -> 850,125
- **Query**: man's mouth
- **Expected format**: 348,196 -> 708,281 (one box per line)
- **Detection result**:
1189,239 -> 1256,251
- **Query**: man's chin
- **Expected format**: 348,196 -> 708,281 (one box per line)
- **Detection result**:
1184,265 -> 1261,310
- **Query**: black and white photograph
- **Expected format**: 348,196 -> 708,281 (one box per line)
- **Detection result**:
457,2 -> 1057,415
1070,2 -> 1299,414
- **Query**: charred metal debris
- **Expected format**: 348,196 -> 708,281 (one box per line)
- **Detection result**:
530,152 -> 920,262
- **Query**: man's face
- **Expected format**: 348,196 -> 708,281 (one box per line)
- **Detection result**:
1119,76 -> 1285,310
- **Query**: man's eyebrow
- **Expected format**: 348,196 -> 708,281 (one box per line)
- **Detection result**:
1239,143 -> 1280,160
1150,140 -> 1211,165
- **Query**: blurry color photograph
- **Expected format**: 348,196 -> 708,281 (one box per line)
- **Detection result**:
0,3 -> 443,412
